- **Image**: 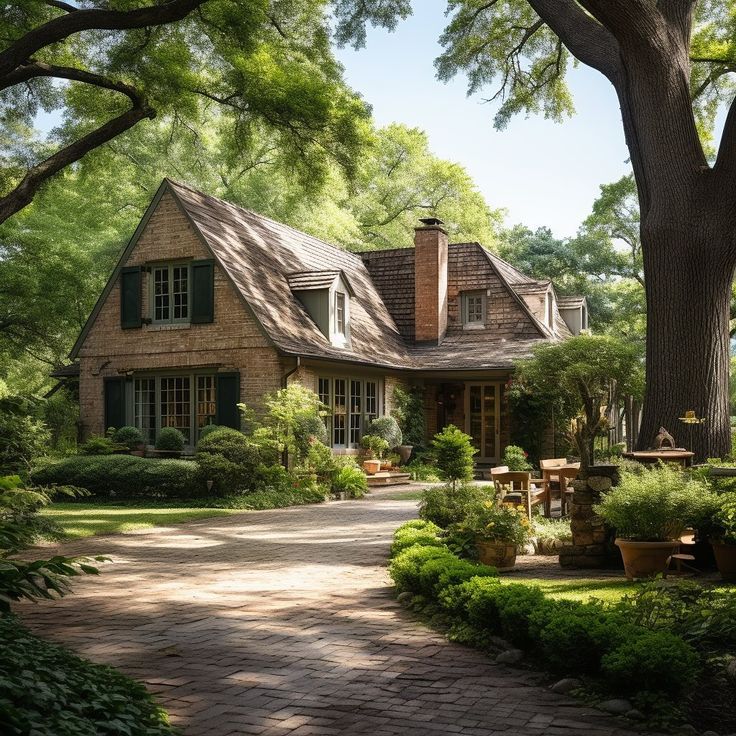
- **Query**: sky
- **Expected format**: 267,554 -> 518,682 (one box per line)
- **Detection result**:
335,2 -> 632,237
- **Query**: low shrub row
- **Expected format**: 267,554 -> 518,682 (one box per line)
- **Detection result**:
388,521 -> 700,698
31,455 -> 202,498
0,615 -> 174,736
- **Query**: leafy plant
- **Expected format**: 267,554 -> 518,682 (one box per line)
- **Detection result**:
112,426 -> 144,450
594,463 -> 710,541
0,615 -> 174,735
418,482 -> 494,528
405,459 -> 440,482
331,465 -> 368,498
155,427 -> 185,452
709,496 -> 736,544
367,415 -> 403,449
391,385 -> 425,448
431,425 -> 477,487
455,501 -> 531,547
360,434 -> 389,459
501,444 -> 533,471
391,520 -> 445,557
0,398 -> 50,474
79,435 -> 120,456
198,424 -> 225,442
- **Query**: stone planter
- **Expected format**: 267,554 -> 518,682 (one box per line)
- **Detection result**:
476,539 -> 517,572
362,459 -> 381,475
397,445 -> 413,464
711,541 -> 736,582
615,539 -> 678,580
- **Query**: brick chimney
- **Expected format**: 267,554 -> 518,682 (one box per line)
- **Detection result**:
414,217 -> 448,344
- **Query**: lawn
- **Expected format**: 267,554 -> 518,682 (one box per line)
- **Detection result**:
503,576 -> 638,602
42,503 -> 238,539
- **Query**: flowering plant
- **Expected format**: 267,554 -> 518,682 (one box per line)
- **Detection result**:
455,501 -> 531,547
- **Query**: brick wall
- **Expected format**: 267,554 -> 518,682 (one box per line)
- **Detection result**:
78,191 -> 284,437
414,225 -> 448,343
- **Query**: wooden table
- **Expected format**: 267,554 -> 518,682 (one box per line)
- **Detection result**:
622,450 -> 695,467
541,463 -> 580,517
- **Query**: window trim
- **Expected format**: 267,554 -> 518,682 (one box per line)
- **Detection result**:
150,261 -> 191,325
318,375 -> 382,449
462,290 -> 486,327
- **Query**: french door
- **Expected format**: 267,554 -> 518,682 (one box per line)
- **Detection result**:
465,383 -> 501,463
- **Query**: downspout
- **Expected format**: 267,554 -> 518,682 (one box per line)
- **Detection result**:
281,356 -> 301,468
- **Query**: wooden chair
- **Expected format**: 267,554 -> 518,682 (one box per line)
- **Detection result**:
493,471 -> 546,518
666,530 -> 699,577
483,465 -> 509,482
556,466 -> 579,517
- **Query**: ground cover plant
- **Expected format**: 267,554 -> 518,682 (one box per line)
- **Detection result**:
388,519 -> 736,731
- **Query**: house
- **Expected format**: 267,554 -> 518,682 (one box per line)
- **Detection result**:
64,179 -> 587,464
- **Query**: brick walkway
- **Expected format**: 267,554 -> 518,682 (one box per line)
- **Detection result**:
18,497 -> 645,736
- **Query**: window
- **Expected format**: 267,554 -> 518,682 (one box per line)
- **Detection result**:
152,264 -> 189,323
319,376 -> 382,448
132,373 -> 216,445
335,292 -> 346,336
463,291 -> 485,326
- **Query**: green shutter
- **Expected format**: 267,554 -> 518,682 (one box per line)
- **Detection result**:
216,373 -> 240,429
191,259 -> 214,324
104,377 -> 126,430
120,266 -> 142,329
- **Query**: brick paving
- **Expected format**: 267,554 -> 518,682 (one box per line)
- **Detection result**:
18,497 -> 646,736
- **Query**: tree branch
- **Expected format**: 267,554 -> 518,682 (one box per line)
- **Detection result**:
0,0 -> 206,79
0,103 -> 154,225
525,0 -> 620,81
715,94 -> 736,177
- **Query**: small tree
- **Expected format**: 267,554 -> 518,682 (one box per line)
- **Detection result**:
391,385 -> 426,448
432,425 -> 477,489
514,335 -> 644,475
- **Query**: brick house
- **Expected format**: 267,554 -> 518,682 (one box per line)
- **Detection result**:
64,179 -> 586,463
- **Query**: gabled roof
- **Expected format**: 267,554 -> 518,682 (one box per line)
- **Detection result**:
557,295 -> 587,308
287,269 -> 354,295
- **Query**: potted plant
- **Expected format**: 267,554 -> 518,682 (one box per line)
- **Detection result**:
360,435 -> 388,475
154,427 -> 186,458
501,444 -> 533,472
112,426 -> 145,456
594,464 -> 704,580
709,496 -> 736,581
457,501 -> 530,571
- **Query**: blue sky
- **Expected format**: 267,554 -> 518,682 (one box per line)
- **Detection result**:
336,2 -> 632,237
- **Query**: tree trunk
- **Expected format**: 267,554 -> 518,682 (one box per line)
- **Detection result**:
637,226 -> 735,460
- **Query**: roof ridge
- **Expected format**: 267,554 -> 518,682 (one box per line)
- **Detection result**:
165,178 -> 365,267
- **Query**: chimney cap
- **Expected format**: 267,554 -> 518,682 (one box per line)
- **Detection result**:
418,216 -> 445,227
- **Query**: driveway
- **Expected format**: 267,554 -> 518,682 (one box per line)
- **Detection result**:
18,496 -> 643,736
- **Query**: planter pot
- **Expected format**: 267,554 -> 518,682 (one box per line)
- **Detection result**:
380,462 -> 393,471
476,539 -> 517,572
397,445 -> 413,464
615,538 -> 679,580
362,460 -> 381,475
711,541 -> 736,581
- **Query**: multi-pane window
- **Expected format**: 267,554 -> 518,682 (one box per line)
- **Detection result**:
318,378 -> 332,439
333,379 -> 347,447
349,380 -> 362,446
335,292 -> 346,336
196,376 -> 216,433
153,264 -> 189,323
134,378 -> 156,444
463,292 -> 485,325
160,376 -> 192,443
319,376 -> 381,448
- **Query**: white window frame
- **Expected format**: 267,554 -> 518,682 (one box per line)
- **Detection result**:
318,375 -> 382,449
150,262 -> 191,325
462,290 -> 486,327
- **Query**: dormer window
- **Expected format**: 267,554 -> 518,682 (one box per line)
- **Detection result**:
462,291 -> 486,328
336,292 -> 346,336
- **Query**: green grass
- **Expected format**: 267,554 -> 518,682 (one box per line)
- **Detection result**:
42,503 -> 238,539
503,576 -> 639,602
378,490 -> 424,501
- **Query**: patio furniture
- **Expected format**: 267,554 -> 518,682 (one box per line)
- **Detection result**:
556,466 -> 579,517
540,459 -> 580,516
483,465 -> 509,481
493,471 -> 546,519
622,449 -> 694,467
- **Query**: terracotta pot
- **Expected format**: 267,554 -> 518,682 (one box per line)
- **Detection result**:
711,541 -> 736,582
476,539 -> 517,571
397,445 -> 413,464
362,459 -> 381,475
615,538 -> 678,580
380,462 -> 393,471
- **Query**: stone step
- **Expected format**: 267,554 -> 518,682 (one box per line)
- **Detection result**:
366,472 -> 412,487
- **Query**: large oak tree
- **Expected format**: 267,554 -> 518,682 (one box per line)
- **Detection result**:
427,0 -> 736,459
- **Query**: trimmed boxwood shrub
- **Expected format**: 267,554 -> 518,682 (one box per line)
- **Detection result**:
155,427 -> 185,452
0,615 -> 173,736
31,455 -> 202,498
390,520 -> 445,557
418,482 -> 495,528
112,426 -> 144,449
196,428 -> 267,495
417,555 -> 496,597
388,544 -> 455,593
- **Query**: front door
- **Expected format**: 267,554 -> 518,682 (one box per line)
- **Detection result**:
465,383 -> 501,463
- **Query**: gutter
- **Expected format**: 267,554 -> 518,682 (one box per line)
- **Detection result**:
282,355 -> 301,387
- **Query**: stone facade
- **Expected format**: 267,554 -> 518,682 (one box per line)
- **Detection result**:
78,192 -> 284,437
559,465 -> 620,569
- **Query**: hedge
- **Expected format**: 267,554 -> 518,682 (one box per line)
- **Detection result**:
0,615 -> 173,736
388,521 -> 700,696
31,455 -> 202,499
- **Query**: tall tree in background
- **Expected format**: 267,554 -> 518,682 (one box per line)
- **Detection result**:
0,0 -> 413,222
433,1 -> 736,459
